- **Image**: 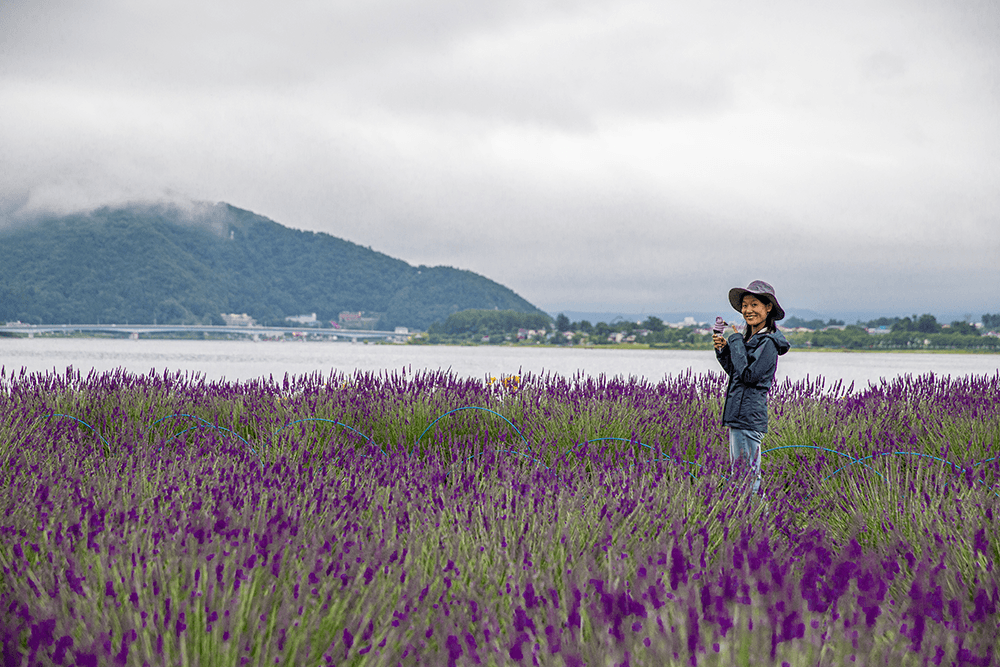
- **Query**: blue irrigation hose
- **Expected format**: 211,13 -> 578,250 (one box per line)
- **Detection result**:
443,437 -> 700,480
851,450 -> 962,474
414,406 -> 531,454
29,407 -> 1000,499
40,413 -> 112,452
763,444 -> 887,482
272,418 -> 387,457
445,449 -> 550,477
857,451 -> 999,498
564,438 -> 703,480
764,445 -> 999,499
152,413 -> 260,459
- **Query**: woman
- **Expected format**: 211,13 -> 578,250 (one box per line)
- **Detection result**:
713,280 -> 790,497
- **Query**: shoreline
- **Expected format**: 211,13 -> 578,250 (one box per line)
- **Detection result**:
416,342 -> 1000,355
4,332 -> 998,355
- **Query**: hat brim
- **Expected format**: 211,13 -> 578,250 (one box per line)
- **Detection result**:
729,288 -> 785,321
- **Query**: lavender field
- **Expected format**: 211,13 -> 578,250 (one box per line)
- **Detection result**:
0,367 -> 997,666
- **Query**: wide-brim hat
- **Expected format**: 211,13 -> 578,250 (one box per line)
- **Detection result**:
728,280 -> 785,321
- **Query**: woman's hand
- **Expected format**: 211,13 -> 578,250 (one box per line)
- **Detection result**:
714,323 -> 741,350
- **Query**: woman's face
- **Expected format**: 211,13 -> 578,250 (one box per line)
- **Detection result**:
741,295 -> 773,331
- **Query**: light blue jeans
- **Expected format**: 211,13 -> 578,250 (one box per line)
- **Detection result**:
729,428 -> 763,495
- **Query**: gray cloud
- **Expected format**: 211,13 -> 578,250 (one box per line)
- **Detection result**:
2,0 -> 998,319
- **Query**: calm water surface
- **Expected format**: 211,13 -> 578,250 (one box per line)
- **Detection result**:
2,338 -> 998,387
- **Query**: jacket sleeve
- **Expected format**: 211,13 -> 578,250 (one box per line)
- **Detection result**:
715,342 -> 735,375
725,334 -> 778,386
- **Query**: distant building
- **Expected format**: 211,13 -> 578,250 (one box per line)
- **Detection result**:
669,317 -> 704,329
338,311 -> 380,329
221,313 -> 255,327
285,313 -> 318,325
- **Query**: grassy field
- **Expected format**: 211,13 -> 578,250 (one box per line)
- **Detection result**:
1,367 -> 997,665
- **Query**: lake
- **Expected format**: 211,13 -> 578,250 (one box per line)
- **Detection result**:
1,338 -> 998,388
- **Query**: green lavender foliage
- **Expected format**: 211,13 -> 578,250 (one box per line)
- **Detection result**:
0,368 -> 997,665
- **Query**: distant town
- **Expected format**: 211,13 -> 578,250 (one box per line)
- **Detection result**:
3,310 -> 999,351
421,311 -> 1000,351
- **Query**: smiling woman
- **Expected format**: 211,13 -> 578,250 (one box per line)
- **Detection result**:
713,280 -> 790,497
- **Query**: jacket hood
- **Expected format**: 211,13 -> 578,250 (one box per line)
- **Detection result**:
761,328 -> 790,355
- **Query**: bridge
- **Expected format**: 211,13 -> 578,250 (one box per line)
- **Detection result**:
0,323 -> 411,343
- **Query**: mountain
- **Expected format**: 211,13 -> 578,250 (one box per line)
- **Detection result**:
0,202 -> 546,330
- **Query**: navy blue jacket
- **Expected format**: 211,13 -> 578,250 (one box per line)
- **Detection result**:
715,329 -> 790,433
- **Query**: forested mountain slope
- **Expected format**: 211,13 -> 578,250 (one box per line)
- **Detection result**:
0,202 -> 545,330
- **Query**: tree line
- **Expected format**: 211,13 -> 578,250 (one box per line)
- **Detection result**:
418,311 -> 711,347
784,313 -> 1000,351
426,310 -> 553,336
786,314 -> 1000,333
417,310 -> 1000,351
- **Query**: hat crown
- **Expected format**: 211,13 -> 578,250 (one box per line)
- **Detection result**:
745,280 -> 775,297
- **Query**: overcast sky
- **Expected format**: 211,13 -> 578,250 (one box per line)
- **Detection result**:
2,0 -> 998,320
